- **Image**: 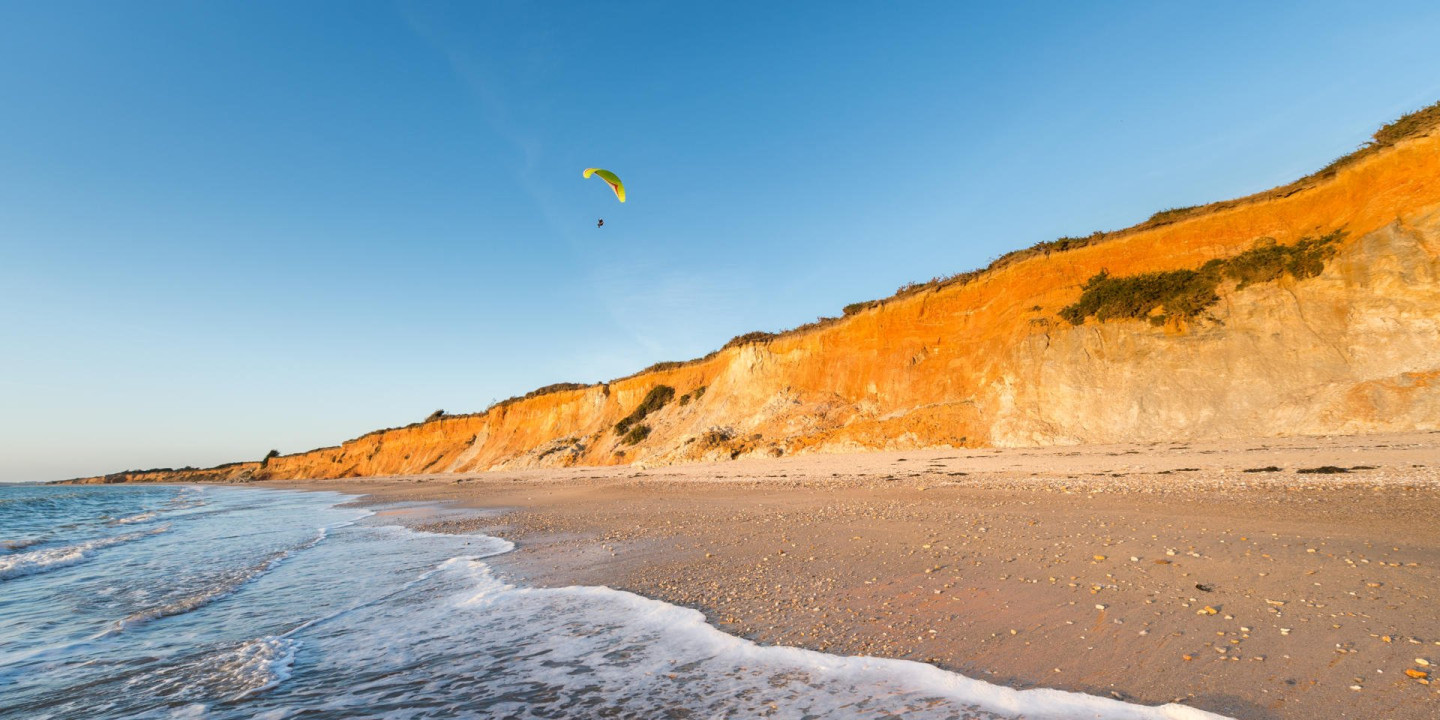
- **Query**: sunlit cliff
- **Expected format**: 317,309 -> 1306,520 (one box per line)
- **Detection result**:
81,105 -> 1440,483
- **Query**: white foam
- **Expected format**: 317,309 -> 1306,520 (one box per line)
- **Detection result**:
0,525 -> 171,581
1,536 -> 44,552
383,523 -> 516,555
223,636 -> 300,700
441,558 -> 1231,720
112,511 -> 158,525
0,486 -> 1238,719
138,636 -> 301,707
109,528 -> 329,634
264,546 -> 1229,719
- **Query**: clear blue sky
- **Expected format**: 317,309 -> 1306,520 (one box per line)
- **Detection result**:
3,1 -> 1439,482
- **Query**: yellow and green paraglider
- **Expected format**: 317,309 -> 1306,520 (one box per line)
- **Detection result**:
583,168 -> 625,203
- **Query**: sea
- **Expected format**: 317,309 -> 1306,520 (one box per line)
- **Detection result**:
0,484 -> 1227,720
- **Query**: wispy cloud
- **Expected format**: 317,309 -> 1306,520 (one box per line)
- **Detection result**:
397,5 -> 578,245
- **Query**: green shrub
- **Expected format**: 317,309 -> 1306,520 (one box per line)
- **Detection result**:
678,385 -> 709,407
1059,231 -> 1344,325
638,385 -> 674,414
1219,231 -> 1341,288
614,385 -> 675,435
1058,269 -> 1218,325
621,424 -> 651,445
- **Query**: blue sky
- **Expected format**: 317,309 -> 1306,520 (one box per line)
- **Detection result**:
3,1 -> 1439,482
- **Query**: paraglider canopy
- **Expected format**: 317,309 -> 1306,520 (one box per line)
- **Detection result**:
583,168 -> 625,203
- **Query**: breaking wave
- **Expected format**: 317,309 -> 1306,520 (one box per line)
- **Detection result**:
0,525 -> 170,581
110,511 -> 157,525
108,529 -> 329,634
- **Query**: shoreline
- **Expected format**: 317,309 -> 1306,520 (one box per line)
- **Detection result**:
267,431 -> 1440,719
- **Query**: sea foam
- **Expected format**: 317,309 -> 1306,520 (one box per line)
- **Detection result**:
108,528 -> 330,634
0,486 -> 1236,720
425,556 -> 1230,720
0,525 -> 170,581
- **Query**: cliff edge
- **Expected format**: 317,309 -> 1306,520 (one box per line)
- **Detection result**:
79,104 -> 1440,483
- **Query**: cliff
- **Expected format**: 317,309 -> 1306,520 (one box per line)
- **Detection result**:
78,105 -> 1440,484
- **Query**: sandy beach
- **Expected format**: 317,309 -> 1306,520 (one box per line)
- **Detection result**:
275,431 -> 1440,720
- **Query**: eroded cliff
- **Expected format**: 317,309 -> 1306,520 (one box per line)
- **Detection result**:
80,107 -> 1440,483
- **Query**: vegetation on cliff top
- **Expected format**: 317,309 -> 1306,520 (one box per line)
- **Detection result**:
80,102 -> 1439,482
714,99 -> 1439,349
328,103 -> 1437,436
1059,231 -> 1344,325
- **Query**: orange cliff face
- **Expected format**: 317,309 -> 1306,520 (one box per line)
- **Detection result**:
80,122 -> 1440,484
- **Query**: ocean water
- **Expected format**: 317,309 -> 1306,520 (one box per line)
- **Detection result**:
0,484 -> 1229,720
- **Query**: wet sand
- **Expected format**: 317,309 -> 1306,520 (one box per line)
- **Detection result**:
274,432 -> 1440,719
